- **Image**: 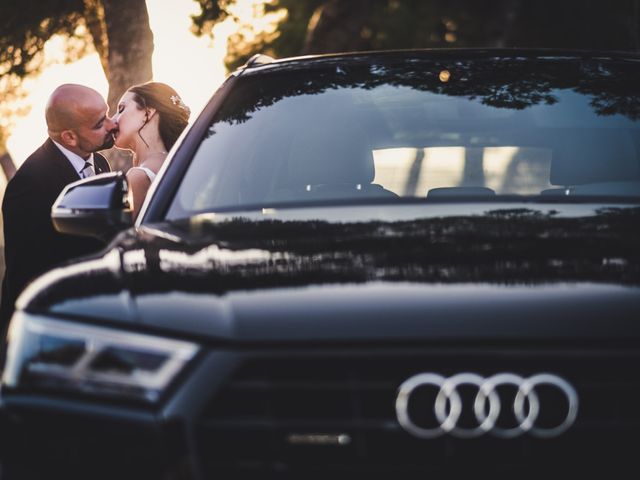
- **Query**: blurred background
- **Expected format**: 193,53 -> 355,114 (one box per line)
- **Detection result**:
1,0 -> 640,279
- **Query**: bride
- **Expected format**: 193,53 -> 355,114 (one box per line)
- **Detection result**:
113,81 -> 190,220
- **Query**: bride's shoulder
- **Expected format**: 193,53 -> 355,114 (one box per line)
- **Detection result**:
127,166 -> 156,183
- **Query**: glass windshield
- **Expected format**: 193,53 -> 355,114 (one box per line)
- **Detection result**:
167,56 -> 640,219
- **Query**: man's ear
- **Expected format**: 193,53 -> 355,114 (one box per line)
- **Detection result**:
60,130 -> 78,147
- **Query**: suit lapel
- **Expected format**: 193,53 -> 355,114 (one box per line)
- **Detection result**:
43,138 -> 83,183
94,153 -> 111,174
43,139 -> 112,178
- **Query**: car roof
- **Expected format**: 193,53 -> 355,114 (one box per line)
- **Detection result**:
236,48 -> 640,76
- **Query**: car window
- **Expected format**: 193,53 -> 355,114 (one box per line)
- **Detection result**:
166,58 -> 640,219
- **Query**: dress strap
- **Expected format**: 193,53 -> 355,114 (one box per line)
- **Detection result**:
130,166 -> 157,182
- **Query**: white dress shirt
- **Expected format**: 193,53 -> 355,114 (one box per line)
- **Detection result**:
52,140 -> 95,178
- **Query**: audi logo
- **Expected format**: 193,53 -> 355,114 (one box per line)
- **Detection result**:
395,373 -> 579,439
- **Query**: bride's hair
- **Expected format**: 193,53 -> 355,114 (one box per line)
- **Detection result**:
128,82 -> 190,151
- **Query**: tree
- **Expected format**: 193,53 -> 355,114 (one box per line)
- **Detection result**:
191,0 -> 640,72
0,0 -> 154,176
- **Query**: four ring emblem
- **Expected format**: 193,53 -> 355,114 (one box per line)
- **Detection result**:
395,373 -> 579,439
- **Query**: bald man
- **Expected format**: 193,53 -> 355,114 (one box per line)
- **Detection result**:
1,84 -> 115,327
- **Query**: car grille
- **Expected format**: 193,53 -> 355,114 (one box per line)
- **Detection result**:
195,346 -> 640,476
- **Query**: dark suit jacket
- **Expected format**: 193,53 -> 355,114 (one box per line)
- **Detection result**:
1,138 -> 111,328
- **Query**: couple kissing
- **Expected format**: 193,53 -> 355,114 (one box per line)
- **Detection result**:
1,81 -> 190,330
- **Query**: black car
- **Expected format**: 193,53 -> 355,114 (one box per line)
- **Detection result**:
1,49 -> 640,479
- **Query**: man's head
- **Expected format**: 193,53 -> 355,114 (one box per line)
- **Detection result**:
46,84 -> 116,158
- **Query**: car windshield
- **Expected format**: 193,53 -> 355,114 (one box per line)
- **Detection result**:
167,56 -> 640,219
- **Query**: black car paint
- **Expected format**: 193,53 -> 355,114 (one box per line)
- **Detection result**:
4,212 -> 640,478
17,202 -> 640,343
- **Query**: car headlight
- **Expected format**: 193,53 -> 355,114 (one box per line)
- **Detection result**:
2,312 -> 199,404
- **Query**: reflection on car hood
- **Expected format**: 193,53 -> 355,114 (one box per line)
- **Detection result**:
19,203 -> 640,342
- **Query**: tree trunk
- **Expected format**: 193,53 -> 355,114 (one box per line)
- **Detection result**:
303,0 -> 375,54
461,147 -> 485,187
101,0 -> 154,113
404,148 -> 425,196
83,0 -> 110,77
100,0 -> 154,171
0,145 -> 17,183
0,142 -> 15,286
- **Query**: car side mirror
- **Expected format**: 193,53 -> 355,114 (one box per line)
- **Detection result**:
52,172 -> 133,241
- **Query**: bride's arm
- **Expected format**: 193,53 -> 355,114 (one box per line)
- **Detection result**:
126,169 -> 152,221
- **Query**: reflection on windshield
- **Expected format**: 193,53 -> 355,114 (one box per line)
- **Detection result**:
372,146 -> 554,196
168,56 -> 640,218
216,58 -> 640,124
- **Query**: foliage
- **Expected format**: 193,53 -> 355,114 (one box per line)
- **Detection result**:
191,0 -> 640,72
0,0 -> 88,79
0,0 -> 93,168
191,0 -> 323,70
191,0 -> 233,36
209,56 -> 640,127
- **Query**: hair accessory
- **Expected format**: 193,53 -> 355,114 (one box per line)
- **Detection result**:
170,95 -> 190,114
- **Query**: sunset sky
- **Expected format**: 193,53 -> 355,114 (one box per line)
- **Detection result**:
6,0 -> 261,164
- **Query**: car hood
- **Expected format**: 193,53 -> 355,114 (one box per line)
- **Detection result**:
18,202 -> 640,343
